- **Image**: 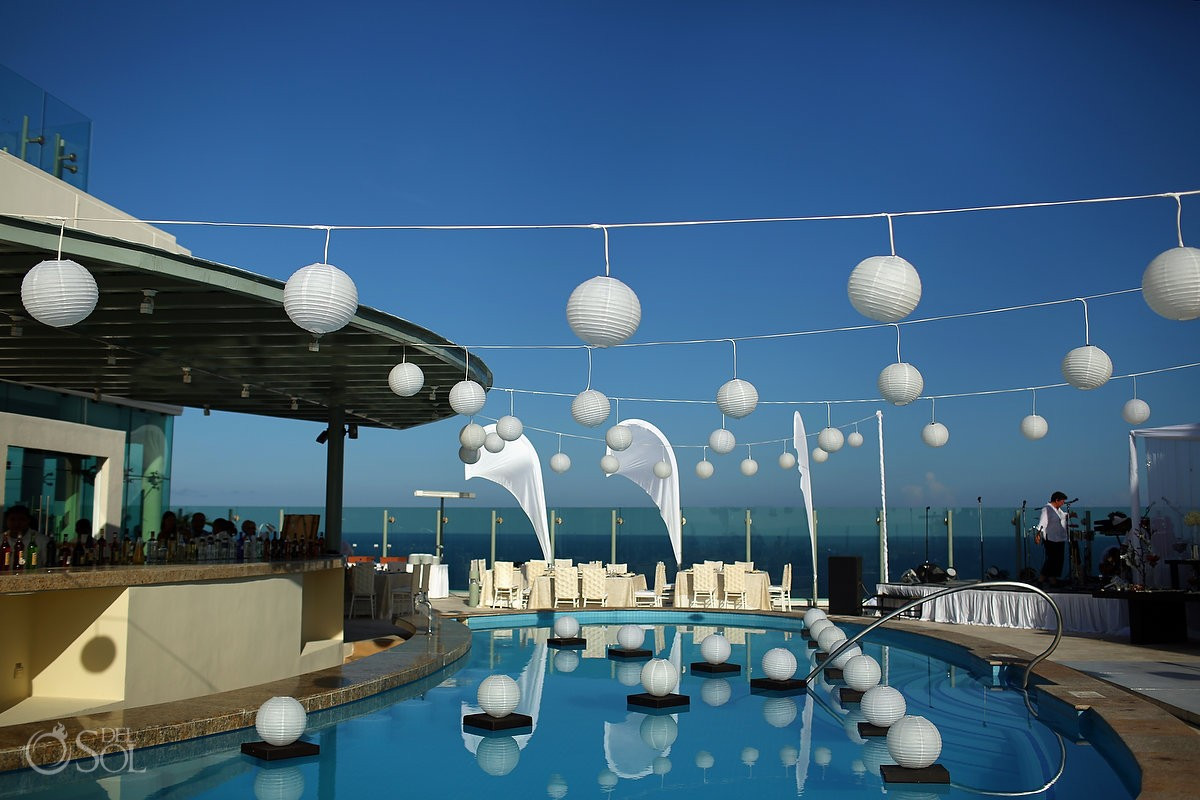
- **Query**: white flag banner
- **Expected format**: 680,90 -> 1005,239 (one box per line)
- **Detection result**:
465,425 -> 552,559
608,419 -> 682,568
793,412 -> 818,602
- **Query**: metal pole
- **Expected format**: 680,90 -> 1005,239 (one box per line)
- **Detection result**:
977,497 -> 985,580
550,509 -> 556,561
745,509 -> 752,562
491,510 -> 498,565
383,509 -> 389,559
436,498 -> 445,559
610,509 -> 617,564
324,406 -> 345,555
811,509 -> 819,604
945,509 -> 954,570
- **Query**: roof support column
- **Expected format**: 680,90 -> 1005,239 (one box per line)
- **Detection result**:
324,406 -> 345,554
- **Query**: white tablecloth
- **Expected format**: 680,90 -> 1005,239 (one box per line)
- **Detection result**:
372,564 -> 450,618
675,570 -> 771,609
526,573 -> 647,609
874,583 -> 1129,637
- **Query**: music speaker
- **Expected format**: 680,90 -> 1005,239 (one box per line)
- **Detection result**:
828,555 -> 862,615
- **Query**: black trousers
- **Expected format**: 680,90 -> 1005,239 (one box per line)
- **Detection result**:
1041,540 -> 1065,581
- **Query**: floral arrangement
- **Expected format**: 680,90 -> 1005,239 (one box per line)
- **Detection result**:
1184,510 -> 1200,528
1113,519 -> 1160,589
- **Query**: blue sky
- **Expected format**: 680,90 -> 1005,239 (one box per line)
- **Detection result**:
4,1 -> 1198,511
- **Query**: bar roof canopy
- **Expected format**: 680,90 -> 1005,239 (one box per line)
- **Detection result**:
0,215 -> 492,428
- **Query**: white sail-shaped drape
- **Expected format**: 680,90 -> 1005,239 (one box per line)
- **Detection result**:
608,419 -> 682,568
464,425 -> 551,559
793,412 -> 818,602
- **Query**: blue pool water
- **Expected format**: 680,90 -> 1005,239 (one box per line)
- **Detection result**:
0,613 -> 1134,799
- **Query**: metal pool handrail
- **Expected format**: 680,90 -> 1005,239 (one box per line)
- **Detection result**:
807,580 -> 1063,691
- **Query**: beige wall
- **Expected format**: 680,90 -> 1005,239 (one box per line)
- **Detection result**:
31,588 -> 128,701
0,595 -> 32,708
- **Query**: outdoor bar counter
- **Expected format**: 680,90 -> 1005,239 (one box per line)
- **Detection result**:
0,559 -> 345,727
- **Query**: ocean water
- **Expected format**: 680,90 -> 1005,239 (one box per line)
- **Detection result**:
185,504 -> 1130,597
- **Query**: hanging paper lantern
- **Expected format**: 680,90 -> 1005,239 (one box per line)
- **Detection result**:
1061,345 -> 1112,390
818,426 -> 845,453
388,362 -> 424,397
548,774 -> 569,800
847,255 -> 922,322
778,451 -> 797,469
700,634 -> 731,665
716,378 -> 759,418
478,674 -> 521,718
878,362 -> 924,405
701,678 -> 732,707
1122,398 -> 1151,425
283,262 -> 358,334
740,458 -> 758,476
459,446 -> 481,465
847,431 -> 864,448
886,715 -> 942,769
641,658 -> 679,697
566,275 -> 642,347
496,415 -> 523,441
640,714 -> 678,750
476,736 -> 520,776
843,655 -> 882,691
762,696 -> 798,728
617,624 -> 645,650
921,422 -> 949,448
862,686 -> 907,728
695,460 -> 714,479
255,696 -> 307,746
449,380 -> 486,416
597,768 -> 618,793
1142,246 -> 1200,321
1020,414 -> 1048,440
811,447 -> 829,464
571,389 -> 610,427
459,422 -> 487,450
20,259 -> 98,327
606,424 -> 633,451
600,454 -> 620,474
780,745 -> 799,767
484,432 -> 506,453
553,615 -> 580,638
653,460 -> 672,479
709,428 -> 736,454
550,452 -> 571,473
829,643 -> 862,670
762,648 -> 798,681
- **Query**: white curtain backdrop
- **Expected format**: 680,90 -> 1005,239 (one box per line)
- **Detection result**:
464,425 -> 552,560
608,419 -> 682,568
1128,423 -> 1200,585
793,412 -> 818,602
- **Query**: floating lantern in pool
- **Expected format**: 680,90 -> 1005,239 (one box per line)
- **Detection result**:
496,415 -> 523,441
566,275 -> 641,347
255,696 -> 307,746
449,380 -> 486,416
851,758 -> 867,778
829,643 -> 862,670
1020,414 -> 1048,440
553,649 -> 580,673
818,426 -> 845,453
807,617 -> 833,638
847,254 -> 922,322
547,774 -> 569,800
701,677 -> 732,707
617,625 -> 645,651
761,647 -> 798,681
1122,398 -> 1151,425
878,362 -> 924,406
762,696 -> 797,727
253,766 -> 305,800
283,262 -> 358,334
460,422 -> 487,449
615,660 -> 643,687
695,750 -> 715,781
862,685 -> 907,727
550,452 -> 571,473
571,389 -> 610,427
1142,246 -> 1200,320
843,655 -> 882,692
597,767 -> 619,793
459,446 -> 481,465
477,674 -> 521,718
600,454 -> 621,475
780,745 -> 799,768
652,756 -> 672,785
696,459 -> 715,479
641,658 -> 679,697
388,361 -> 424,397
816,626 -> 847,653
553,616 -> 580,639
779,451 -> 797,469
848,430 -> 865,447
640,713 -> 679,750
476,736 -> 520,776
811,447 -> 830,464
484,432 -> 506,453
606,423 -> 633,451
861,738 -> 896,775
803,607 -> 827,626
741,746 -> 759,770
887,715 -> 942,769
653,460 -> 672,479
813,745 -> 833,768
709,427 -> 736,454
717,378 -> 759,418
700,633 -> 731,665
844,708 -> 869,744
1061,345 -> 1112,390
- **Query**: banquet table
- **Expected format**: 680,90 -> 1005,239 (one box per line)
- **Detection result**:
525,572 -> 647,609
674,569 -> 771,609
373,563 -> 450,618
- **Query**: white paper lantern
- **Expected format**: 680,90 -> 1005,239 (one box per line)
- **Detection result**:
1142,246 -> 1200,321
653,756 -> 672,777
640,714 -> 678,750
459,422 -> 487,449
641,658 -> 679,697
571,389 -> 610,427
1122,398 -> 1151,425
1061,345 -> 1113,390
388,362 -> 424,397
547,774 -> 569,799
1020,414 -> 1048,440
762,696 -> 798,728
615,660 -> 643,686
887,715 -> 942,769
816,626 -> 847,653
553,615 -> 580,638
878,362 -> 924,406
861,738 -> 896,775
921,422 -> 949,448
694,751 -> 715,770
550,452 -> 572,473
597,768 -> 619,792
847,255 -> 922,322
811,447 -> 829,464
553,649 -> 580,673
253,766 -> 305,800
803,607 -> 827,626
701,677 -> 732,707
843,655 -> 882,691
617,624 -> 645,650
709,428 -> 736,454
813,746 -> 833,767
700,633 -> 731,665
861,685 -> 907,727
477,674 -> 521,718
818,427 -> 845,453
829,642 -> 862,670
600,454 -> 620,474
848,430 -> 865,448
741,747 -> 759,767
606,424 -> 633,451
496,415 -> 523,441
653,460 -> 673,479
807,617 -> 832,638
780,745 -> 799,767
695,459 -> 715,479
844,709 -> 869,744
484,432 -> 506,453
566,275 -> 642,347
283,262 -> 358,334
21,259 -> 99,328
449,380 -> 486,416
459,446 -> 481,465
716,378 -> 759,418
761,647 -> 798,681
779,451 -> 797,469
255,696 -> 307,746
734,458 -> 756,477
476,736 -> 520,776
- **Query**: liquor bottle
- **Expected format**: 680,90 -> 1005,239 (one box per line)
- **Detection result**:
27,539 -> 38,570
13,535 -> 24,572
145,532 -> 156,564
1,534 -> 10,571
45,534 -> 56,569
96,535 -> 107,565
133,533 -> 145,565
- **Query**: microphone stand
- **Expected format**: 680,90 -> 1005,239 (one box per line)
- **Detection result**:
977,496 -> 984,581
924,506 -> 931,565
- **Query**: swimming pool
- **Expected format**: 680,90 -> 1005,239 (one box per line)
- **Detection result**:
0,611 -> 1134,799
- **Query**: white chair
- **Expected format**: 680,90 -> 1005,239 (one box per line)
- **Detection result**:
347,564 -> 377,618
735,560 -> 755,572
554,558 -> 574,572
634,561 -> 672,607
691,563 -> 717,608
580,566 -> 608,607
390,571 -> 415,617
492,561 -> 520,609
769,563 -> 793,611
521,560 -> 546,607
606,563 -> 627,575
554,569 -> 580,607
722,563 -> 747,609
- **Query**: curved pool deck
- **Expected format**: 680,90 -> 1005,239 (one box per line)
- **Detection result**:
0,600 -> 1195,799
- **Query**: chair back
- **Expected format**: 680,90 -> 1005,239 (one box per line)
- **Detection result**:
554,558 -> 573,571
735,560 -> 754,572
724,563 -> 746,592
782,562 -> 792,590
351,563 -> 376,594
580,566 -> 607,601
526,560 -> 547,579
704,559 -> 724,571
494,561 -> 515,589
653,561 -> 668,594
607,563 -> 627,575
693,562 -> 717,593
554,570 -> 580,601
